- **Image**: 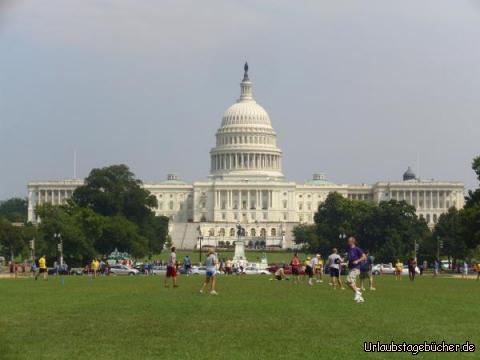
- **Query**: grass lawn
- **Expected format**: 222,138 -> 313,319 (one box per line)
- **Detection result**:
0,274 -> 478,359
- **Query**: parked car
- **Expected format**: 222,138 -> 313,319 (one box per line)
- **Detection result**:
243,266 -> 269,275
109,264 -> 139,276
47,267 -> 83,276
150,266 -> 167,275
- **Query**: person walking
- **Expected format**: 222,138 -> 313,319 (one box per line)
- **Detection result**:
315,254 -> 324,283
462,260 -> 469,279
164,247 -> 178,288
200,249 -> 218,295
346,237 -> 366,303
305,257 -> 314,286
408,257 -> 417,282
327,248 -> 344,290
360,250 -> 375,291
395,259 -> 403,281
35,255 -> 48,281
91,258 -> 99,278
290,253 -> 301,284
433,259 -> 439,277
183,255 -> 192,276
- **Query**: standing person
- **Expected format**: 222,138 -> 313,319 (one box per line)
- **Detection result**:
327,248 -> 345,290
225,258 -> 232,275
315,254 -> 324,283
475,262 -> 480,281
408,257 -> 417,281
346,237 -> 366,303
290,253 -> 301,284
433,259 -> 439,277
462,260 -> 469,279
305,257 -> 314,286
183,255 -> 192,275
200,249 -> 218,295
35,255 -> 48,281
164,247 -> 178,288
395,259 -> 404,281
91,258 -> 99,278
360,250 -> 375,291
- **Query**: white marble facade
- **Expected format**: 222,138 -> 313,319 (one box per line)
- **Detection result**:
27,65 -> 465,249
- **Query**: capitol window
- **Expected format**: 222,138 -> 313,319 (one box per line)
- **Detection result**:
169,201 -> 174,210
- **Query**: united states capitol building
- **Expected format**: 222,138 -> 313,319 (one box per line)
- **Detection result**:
27,64 -> 464,249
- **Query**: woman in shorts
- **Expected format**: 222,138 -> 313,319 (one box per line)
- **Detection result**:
200,249 -> 218,295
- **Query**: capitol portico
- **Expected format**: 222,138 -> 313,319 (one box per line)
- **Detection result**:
27,64 -> 465,249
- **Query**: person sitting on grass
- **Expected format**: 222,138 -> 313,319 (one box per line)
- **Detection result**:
273,266 -> 288,281
200,249 -> 218,295
395,259 -> 403,280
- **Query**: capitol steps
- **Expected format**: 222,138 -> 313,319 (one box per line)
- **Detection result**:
170,223 -> 199,250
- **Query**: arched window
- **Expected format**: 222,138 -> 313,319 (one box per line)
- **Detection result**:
426,214 -> 431,224
260,228 -> 266,238
169,201 -> 174,210
250,228 -> 256,237
271,228 -> 277,237
209,228 -> 215,236
229,228 -> 235,237
433,214 -> 437,223
219,228 -> 225,237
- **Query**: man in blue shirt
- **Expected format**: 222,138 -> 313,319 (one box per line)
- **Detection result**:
346,237 -> 367,303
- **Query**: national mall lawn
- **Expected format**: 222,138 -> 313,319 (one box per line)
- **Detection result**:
1,275 -> 478,360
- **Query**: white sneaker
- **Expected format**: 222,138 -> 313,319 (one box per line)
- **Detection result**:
370,287 -> 376,291
210,290 -> 218,295
355,297 -> 365,303
199,289 -> 203,294
354,292 -> 362,301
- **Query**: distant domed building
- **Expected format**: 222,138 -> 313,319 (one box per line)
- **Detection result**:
403,166 -> 416,181
27,64 -> 465,247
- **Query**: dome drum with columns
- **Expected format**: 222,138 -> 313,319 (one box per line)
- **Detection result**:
209,63 -> 284,180
26,63 -> 465,249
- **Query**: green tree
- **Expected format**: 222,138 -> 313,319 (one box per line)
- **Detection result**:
433,208 -> 466,262
0,198 -> 27,223
35,204 -> 97,266
0,217 -> 26,262
72,164 -> 157,223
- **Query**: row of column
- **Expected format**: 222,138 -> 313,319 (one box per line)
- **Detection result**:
214,190 -> 274,210
33,189 -> 73,206
211,153 -> 281,171
392,190 -> 454,209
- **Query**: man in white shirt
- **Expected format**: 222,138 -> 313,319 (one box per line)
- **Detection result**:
164,247 -> 178,288
327,248 -> 345,290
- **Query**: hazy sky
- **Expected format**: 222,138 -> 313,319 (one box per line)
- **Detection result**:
1,0 -> 479,199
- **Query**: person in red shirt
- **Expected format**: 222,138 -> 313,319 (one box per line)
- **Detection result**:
290,253 -> 301,285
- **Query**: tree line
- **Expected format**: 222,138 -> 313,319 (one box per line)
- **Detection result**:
0,165 -> 169,266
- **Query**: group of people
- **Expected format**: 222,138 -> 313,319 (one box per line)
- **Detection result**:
274,238 -> 376,303
164,247 -> 219,295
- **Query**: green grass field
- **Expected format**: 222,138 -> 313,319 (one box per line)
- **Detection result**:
0,274 -> 478,360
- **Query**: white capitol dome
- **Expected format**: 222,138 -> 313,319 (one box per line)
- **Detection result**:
210,63 -> 283,180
